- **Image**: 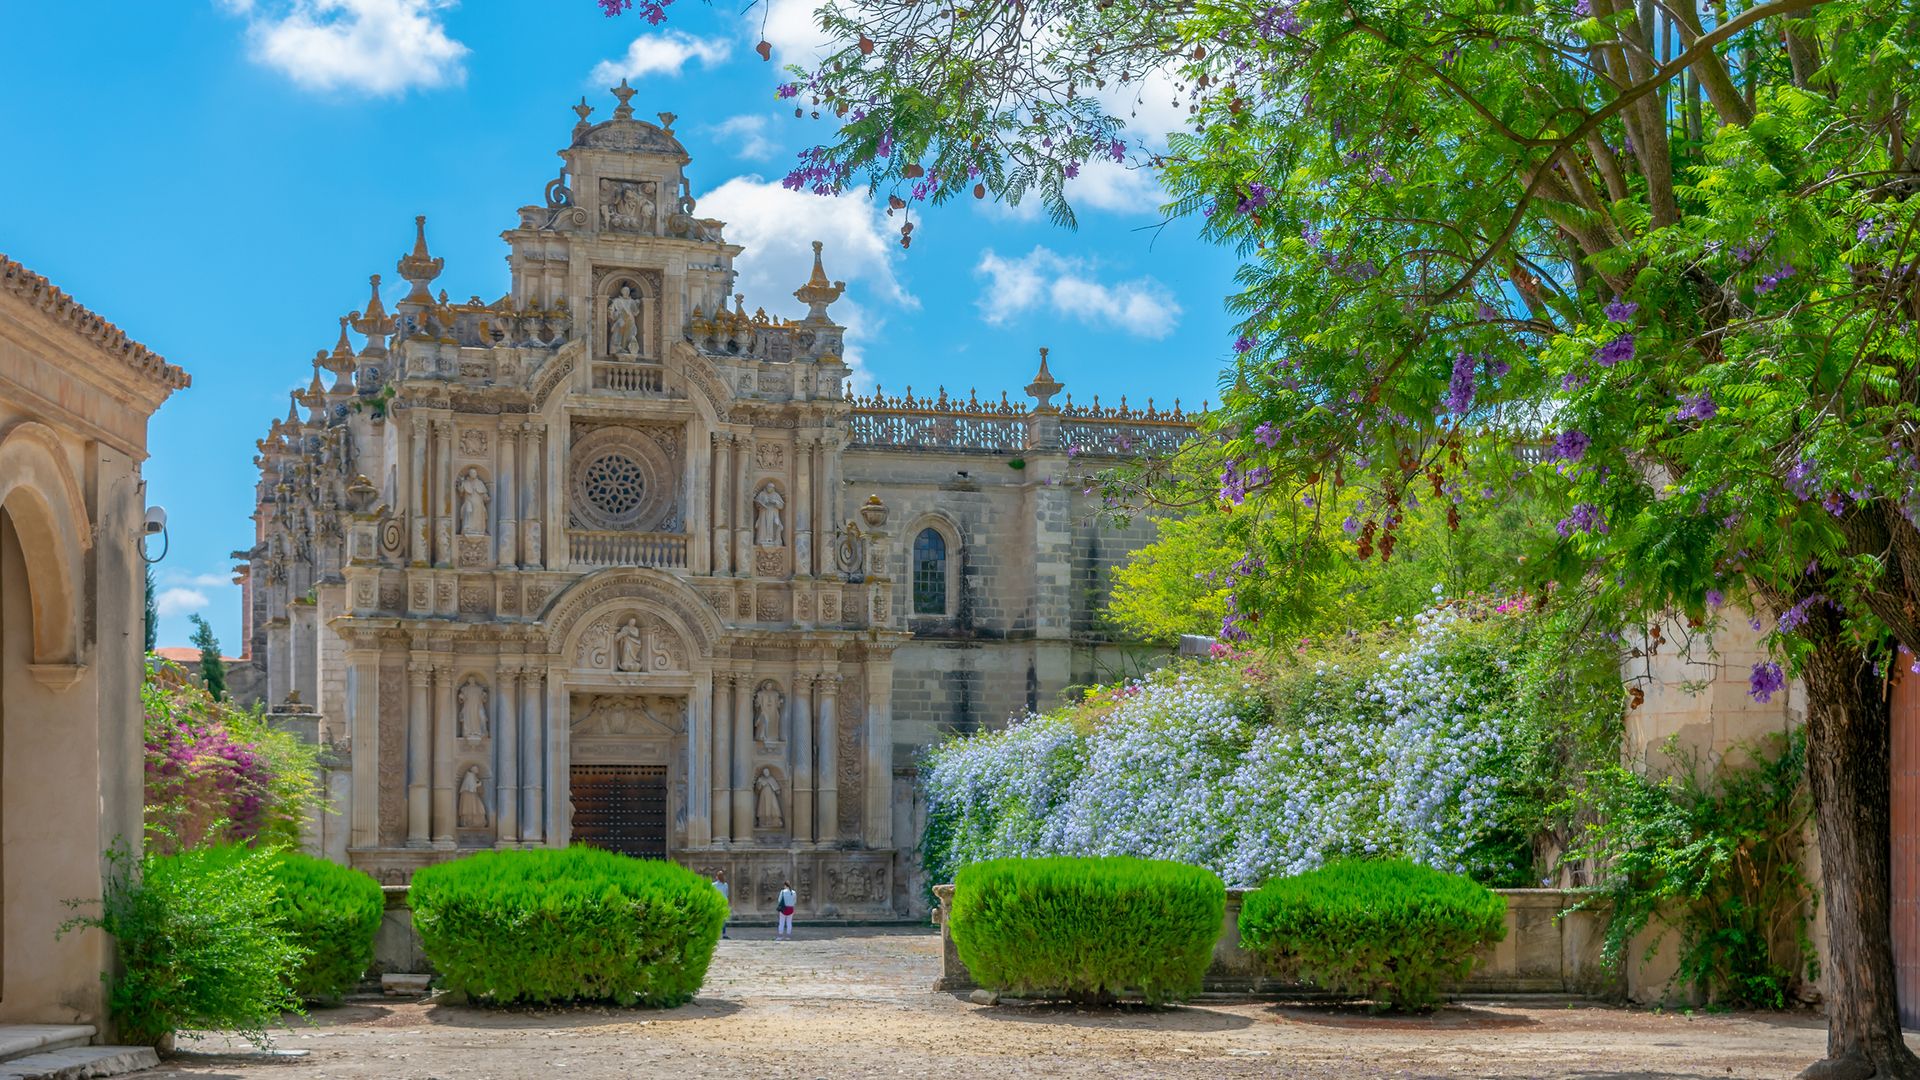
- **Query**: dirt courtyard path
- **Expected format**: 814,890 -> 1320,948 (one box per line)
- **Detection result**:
148,926 -> 1877,1079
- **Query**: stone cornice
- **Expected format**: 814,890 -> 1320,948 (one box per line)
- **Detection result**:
0,255 -> 190,392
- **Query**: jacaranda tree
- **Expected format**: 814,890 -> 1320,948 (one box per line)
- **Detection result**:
606,2 -> 1920,1073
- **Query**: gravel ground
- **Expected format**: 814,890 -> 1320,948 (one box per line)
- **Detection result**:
145,926 -> 1871,1079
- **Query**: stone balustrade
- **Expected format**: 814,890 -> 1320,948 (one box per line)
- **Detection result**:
568,529 -> 689,569
591,361 -> 667,394
846,387 -> 1201,458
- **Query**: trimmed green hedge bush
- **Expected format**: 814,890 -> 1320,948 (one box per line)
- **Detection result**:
950,856 -> 1225,1004
1238,858 -> 1507,1011
268,852 -> 384,1001
410,847 -> 727,1006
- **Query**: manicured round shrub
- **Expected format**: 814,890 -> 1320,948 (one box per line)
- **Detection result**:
409,847 -> 727,1007
950,856 -> 1225,1004
1238,858 -> 1508,1011
267,851 -> 384,1001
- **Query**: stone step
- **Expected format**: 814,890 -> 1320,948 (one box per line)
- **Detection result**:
0,1045 -> 158,1080
0,1029 -> 95,1065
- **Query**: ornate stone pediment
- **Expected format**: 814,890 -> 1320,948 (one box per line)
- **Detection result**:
572,611 -> 690,673
570,693 -> 686,737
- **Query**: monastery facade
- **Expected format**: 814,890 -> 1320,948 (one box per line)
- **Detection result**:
235,85 -> 1196,916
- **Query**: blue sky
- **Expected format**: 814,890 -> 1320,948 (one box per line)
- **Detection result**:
0,0 -> 1237,652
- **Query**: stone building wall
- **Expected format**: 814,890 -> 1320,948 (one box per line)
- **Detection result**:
232,88 -> 1194,914
0,256 -> 188,1035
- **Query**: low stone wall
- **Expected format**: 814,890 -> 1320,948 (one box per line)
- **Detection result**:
930,885 -> 1620,999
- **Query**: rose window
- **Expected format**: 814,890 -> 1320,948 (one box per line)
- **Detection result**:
582,452 -> 646,526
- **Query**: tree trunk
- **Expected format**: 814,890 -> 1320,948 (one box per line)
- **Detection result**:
1798,631 -> 1920,1080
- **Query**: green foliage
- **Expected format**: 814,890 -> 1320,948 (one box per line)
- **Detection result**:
950,856 -> 1224,1004
61,843 -> 304,1048
189,614 -> 227,700
1568,731 -> 1816,1008
409,847 -> 728,1007
266,852 -> 384,1001
144,658 -> 323,852
1238,859 -> 1507,1011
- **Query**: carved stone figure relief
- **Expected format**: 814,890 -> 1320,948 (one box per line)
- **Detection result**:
753,680 -> 783,745
753,483 -> 785,546
458,766 -> 489,829
754,768 -> 783,829
457,677 -> 489,740
613,617 -> 646,672
598,178 -> 657,233
754,441 -> 784,470
458,429 -> 487,456
574,612 -> 690,672
457,468 -> 490,535
570,694 -> 686,737
607,285 -> 644,356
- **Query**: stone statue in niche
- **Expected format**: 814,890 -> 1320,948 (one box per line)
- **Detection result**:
458,766 -> 488,828
613,617 -> 646,672
607,285 -> 644,356
753,483 -> 785,546
457,678 -> 488,740
753,681 -> 783,745
754,768 -> 783,829
672,778 -> 688,832
457,468 -> 489,535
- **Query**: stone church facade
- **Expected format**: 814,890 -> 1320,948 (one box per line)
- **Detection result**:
234,85 -> 1196,916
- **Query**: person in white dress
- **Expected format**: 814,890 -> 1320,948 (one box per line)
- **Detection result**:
775,879 -> 797,941
713,869 -> 730,939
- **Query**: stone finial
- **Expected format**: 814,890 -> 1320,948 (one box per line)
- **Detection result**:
329,315 -> 356,366
1024,346 -> 1064,412
658,111 -> 677,134
397,216 -> 444,305
572,96 -> 595,140
611,78 -> 637,120
794,240 -> 846,324
350,274 -> 395,355
859,493 -> 889,529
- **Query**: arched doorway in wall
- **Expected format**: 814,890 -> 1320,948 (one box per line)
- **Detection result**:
566,692 -> 686,859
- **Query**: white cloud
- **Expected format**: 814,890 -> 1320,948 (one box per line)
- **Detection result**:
756,0 -> 835,70
1097,65 -> 1189,152
157,587 -> 211,618
975,246 -> 1180,339
980,158 -> 1164,222
221,0 -> 468,95
705,114 -> 781,162
698,176 -> 918,388
590,30 -> 729,83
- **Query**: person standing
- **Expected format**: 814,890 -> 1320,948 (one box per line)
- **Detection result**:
713,869 -> 731,939
775,879 -> 797,941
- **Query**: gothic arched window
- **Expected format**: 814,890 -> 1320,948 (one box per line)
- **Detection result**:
912,528 -> 948,615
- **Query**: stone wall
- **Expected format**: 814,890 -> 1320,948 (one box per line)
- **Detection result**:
930,885 -> 1618,999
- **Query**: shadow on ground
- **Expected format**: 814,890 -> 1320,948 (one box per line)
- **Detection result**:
973,1001 -> 1255,1032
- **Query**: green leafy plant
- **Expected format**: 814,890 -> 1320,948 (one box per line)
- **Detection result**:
267,852 -> 384,1001
1567,730 -> 1816,1008
949,856 -> 1225,1005
62,842 -> 304,1047
409,847 -> 727,1007
1238,858 -> 1507,1012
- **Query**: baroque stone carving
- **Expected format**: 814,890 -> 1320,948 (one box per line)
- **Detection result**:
607,284 -> 644,355
754,548 -> 784,577
753,483 -> 785,546
599,178 -> 656,234
753,680 -> 783,745
571,694 -> 685,737
613,617 -> 645,671
458,766 -> 489,829
754,441 -> 784,469
458,583 -> 489,614
754,768 -> 783,829
458,468 -> 490,535
457,537 -> 489,567
573,611 -> 690,673
839,675 -> 866,839
827,864 -> 887,905
568,424 -> 682,533
378,658 -> 407,846
457,677 -> 488,740
459,429 -> 487,456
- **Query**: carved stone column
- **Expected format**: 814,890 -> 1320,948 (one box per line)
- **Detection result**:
519,669 -> 544,843
794,438 -> 813,578
711,675 -> 732,844
545,669 -> 568,846
733,435 -> 753,577
346,643 -> 380,849
406,659 -> 431,847
495,665 -> 520,845
711,434 -> 733,575
789,674 -> 814,844
431,659 -> 456,848
865,659 -> 894,849
498,425 -> 518,572
731,671 -> 754,843
815,673 -> 839,844
525,422 -> 545,568
409,417 -> 430,565
433,419 -> 454,567
688,674 -> 713,847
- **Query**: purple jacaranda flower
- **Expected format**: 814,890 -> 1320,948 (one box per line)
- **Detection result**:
1675,392 -> 1717,422
1562,372 -> 1588,391
1342,515 -> 1361,536
1749,661 -> 1786,703
1605,299 -> 1638,323
1595,334 -> 1635,367
1253,422 -> 1282,448
1556,503 -> 1606,537
1550,429 -> 1590,461
1706,589 -> 1725,609
1477,302 -> 1498,321
1235,334 -> 1257,354
1445,352 -> 1476,413
1302,222 -> 1322,248
1756,263 -> 1797,295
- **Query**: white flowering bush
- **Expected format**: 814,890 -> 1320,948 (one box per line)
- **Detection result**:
922,593 -> 1612,890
